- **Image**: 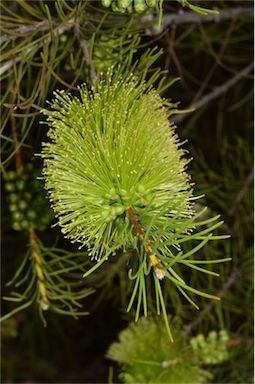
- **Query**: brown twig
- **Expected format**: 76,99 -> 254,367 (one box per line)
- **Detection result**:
74,24 -> 97,86
2,6 -> 252,45
174,62 -> 254,125
165,27 -> 184,79
1,6 -> 253,76
146,6 -> 254,35
0,20 -> 75,76
125,206 -> 145,241
228,167 -> 254,217
184,269 -> 239,337
0,20 -> 53,44
10,111 -> 23,171
125,205 -> 165,279
29,227 -> 49,315
191,20 -> 236,105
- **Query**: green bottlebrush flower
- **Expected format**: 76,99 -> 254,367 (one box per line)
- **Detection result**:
42,72 -> 193,258
41,71 -> 229,339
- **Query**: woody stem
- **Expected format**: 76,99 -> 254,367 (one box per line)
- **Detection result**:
29,227 -> 49,312
125,205 -> 165,279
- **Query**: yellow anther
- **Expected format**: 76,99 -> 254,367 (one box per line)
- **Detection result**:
149,254 -> 159,267
145,244 -> 152,254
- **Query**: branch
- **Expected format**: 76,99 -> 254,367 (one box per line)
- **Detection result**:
0,18 -> 75,76
184,269 -> 240,337
74,24 -> 97,86
125,205 -> 165,279
174,62 -> 254,125
1,5 -> 253,77
10,111 -> 23,170
146,6 -> 254,35
29,227 -> 49,314
1,6 -> 253,46
228,167 -> 254,217
0,20 -> 53,44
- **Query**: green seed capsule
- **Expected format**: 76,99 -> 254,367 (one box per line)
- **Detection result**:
134,0 -> 147,13
110,194 -> 121,203
190,338 -> 198,350
111,3 -> 119,11
12,211 -> 24,221
16,180 -> 25,191
134,206 -> 143,214
5,171 -> 17,181
146,0 -> 156,6
18,200 -> 27,211
196,334 -> 205,347
5,182 -> 15,192
12,222 -> 21,231
122,194 -> 132,205
102,0 -> 112,6
120,0 -> 132,8
113,205 -> 125,216
134,195 -> 146,207
9,204 -> 18,212
20,220 -> 29,230
219,330 -> 229,342
208,331 -> 217,342
8,193 -> 18,203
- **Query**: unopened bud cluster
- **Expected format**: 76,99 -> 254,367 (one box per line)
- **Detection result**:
100,184 -> 152,223
190,330 -> 230,365
102,0 -> 160,13
4,164 -> 53,231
